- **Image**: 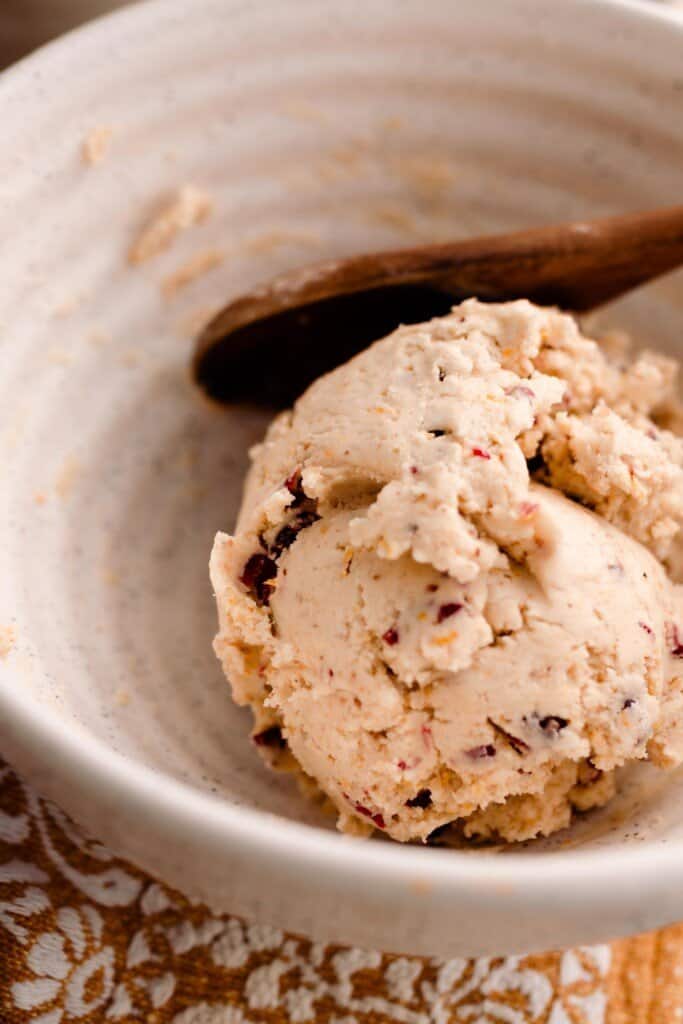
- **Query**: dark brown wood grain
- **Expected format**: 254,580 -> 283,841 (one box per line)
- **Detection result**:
193,206 -> 683,407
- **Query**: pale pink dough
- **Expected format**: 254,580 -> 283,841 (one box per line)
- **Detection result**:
210,299 -> 683,842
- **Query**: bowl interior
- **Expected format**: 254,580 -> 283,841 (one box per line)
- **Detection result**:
2,0 -> 683,859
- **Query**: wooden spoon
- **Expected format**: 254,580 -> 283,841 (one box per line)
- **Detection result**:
193,206 -> 683,408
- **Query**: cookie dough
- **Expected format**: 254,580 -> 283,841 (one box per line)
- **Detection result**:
210,299 -> 683,842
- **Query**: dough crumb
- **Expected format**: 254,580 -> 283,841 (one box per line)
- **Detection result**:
175,305 -> 221,339
392,155 -> 456,198
120,349 -> 144,368
47,348 -> 74,366
52,294 -> 82,318
55,457 -> 81,499
82,126 -> 113,166
326,140 -> 371,177
128,185 -> 212,265
162,249 -> 224,297
279,100 -> 329,124
0,626 -> 16,659
102,566 -> 121,587
86,328 -> 111,348
244,230 -> 320,256
367,204 -> 419,234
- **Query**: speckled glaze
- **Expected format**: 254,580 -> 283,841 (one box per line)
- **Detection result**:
1,0 -> 683,958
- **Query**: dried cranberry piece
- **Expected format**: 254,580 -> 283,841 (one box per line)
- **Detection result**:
668,623 -> 683,657
471,447 -> 491,460
284,468 -> 320,512
240,553 -> 277,606
638,621 -> 654,637
273,508 -> 321,558
270,524 -> 299,557
263,472 -> 321,560
622,698 -> 637,710
539,715 -> 569,736
295,505 -> 321,530
436,602 -> 462,624
518,501 -> 539,520
506,385 -> 535,400
487,718 -> 529,756
466,744 -> 496,760
284,468 -> 305,500
406,789 -> 432,809
383,627 -> 400,645
352,802 -> 385,828
252,726 -> 286,748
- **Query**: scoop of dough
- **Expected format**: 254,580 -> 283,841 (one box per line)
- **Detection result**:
210,299 -> 683,842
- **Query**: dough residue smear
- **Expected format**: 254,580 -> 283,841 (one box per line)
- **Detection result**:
161,249 -> 224,297
82,126 -> 113,166
210,299 -> 683,844
54,456 -> 81,500
391,155 -> 456,198
243,230 -> 320,256
128,185 -> 212,266
0,625 -> 16,660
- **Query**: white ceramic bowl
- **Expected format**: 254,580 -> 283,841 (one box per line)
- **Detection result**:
1,0 -> 683,959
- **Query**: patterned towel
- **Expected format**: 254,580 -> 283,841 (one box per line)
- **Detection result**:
0,760 -> 680,1023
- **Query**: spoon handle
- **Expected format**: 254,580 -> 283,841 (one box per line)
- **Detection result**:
426,205 -> 683,310
326,205 -> 683,312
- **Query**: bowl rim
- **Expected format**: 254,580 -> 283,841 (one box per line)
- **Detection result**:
2,0 -> 683,913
